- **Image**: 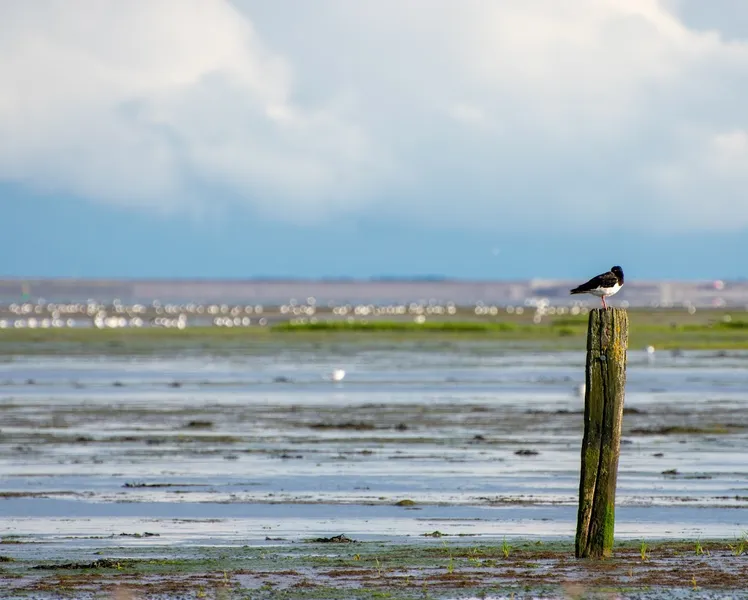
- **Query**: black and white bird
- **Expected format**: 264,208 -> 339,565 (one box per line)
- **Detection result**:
570,266 -> 624,309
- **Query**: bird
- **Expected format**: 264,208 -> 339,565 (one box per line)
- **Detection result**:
569,266 -> 624,309
330,369 -> 346,382
645,345 -> 655,363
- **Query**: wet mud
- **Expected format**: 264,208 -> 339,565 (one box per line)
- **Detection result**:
2,539 -> 748,598
1,345 -> 747,598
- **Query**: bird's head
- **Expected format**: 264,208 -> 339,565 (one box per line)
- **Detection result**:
611,266 -> 624,284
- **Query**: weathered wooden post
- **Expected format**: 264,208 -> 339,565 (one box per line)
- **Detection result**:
575,308 -> 628,559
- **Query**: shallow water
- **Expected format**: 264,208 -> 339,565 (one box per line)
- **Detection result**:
1,346 -> 747,549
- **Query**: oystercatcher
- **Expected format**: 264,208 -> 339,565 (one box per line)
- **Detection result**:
570,266 -> 624,309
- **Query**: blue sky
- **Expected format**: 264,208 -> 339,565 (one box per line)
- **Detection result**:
2,1 -> 748,280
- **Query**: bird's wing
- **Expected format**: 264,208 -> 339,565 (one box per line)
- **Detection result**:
571,271 -> 617,293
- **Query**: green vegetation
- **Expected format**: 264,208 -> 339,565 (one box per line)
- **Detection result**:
501,537 -> 512,558
728,535 -> 746,556
3,538 -> 748,598
694,538 -> 708,556
640,541 -> 650,561
394,499 -> 416,507
273,320 -> 517,333
2,308 -> 748,354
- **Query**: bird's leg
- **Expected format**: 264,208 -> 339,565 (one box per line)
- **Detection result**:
602,296 -> 607,309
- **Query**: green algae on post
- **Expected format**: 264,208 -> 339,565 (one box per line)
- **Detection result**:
576,308 -> 628,559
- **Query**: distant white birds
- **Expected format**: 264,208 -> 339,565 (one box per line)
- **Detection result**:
646,345 -> 655,363
330,369 -> 346,382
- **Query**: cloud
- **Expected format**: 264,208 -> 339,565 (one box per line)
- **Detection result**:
645,128 -> 748,230
1,0 -> 747,232
0,0 -> 381,221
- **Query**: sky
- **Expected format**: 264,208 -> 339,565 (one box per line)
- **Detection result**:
2,0 -> 748,280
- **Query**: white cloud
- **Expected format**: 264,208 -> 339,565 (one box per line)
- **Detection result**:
0,0 -> 381,220
1,0 -> 747,231
449,104 -> 483,124
645,128 -> 748,229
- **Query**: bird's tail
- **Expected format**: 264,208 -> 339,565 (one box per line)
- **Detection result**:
569,287 -> 584,295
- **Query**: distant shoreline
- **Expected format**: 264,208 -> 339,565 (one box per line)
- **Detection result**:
0,276 -> 745,308
2,308 -> 748,354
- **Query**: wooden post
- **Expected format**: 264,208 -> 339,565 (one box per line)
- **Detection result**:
575,308 -> 628,559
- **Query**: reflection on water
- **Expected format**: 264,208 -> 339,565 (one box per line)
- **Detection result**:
1,347 -> 747,547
